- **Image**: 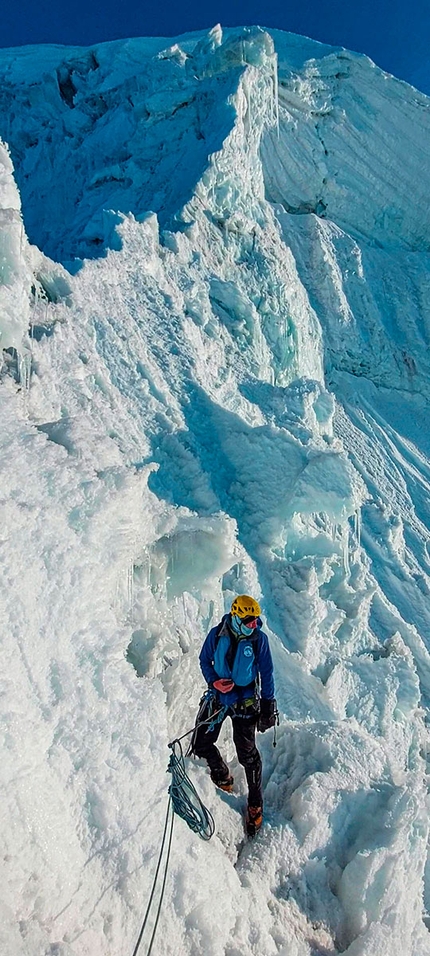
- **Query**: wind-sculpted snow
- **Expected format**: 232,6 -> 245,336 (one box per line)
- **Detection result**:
1,23 -> 430,956
263,33 -> 430,253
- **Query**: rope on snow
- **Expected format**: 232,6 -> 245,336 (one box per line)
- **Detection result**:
131,797 -> 174,956
131,709 -> 217,955
167,738 -> 215,841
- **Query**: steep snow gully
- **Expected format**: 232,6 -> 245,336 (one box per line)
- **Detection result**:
1,23 -> 430,956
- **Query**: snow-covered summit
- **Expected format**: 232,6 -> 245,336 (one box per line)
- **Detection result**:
1,24 -> 430,956
2,24 -> 430,265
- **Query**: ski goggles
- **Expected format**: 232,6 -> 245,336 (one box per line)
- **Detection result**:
231,613 -> 259,636
242,616 -> 258,629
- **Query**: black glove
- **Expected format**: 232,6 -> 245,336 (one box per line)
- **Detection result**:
257,698 -> 278,732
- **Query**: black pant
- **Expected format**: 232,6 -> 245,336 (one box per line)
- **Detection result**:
192,700 -> 263,807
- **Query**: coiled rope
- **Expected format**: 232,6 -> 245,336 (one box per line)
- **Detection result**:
131,701 -> 219,955
167,738 -> 215,840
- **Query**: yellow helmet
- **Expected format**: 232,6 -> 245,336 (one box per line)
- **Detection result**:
230,595 -> 261,619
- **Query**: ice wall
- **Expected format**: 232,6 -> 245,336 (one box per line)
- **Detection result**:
0,142 -> 32,350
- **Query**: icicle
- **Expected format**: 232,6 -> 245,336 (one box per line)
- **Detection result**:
18,350 -> 31,390
30,283 -> 38,339
354,508 -> 362,548
272,52 -> 279,138
342,525 -> 350,577
127,564 -> 134,621
142,549 -> 151,593
242,73 -> 251,137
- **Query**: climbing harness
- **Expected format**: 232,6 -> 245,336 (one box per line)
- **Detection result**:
186,689 -> 229,754
130,797 -> 174,956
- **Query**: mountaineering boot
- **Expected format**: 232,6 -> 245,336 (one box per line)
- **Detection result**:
210,770 -> 234,793
246,805 -> 263,836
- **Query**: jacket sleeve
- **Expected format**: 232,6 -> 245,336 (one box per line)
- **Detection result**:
199,627 -> 219,684
256,630 -> 275,700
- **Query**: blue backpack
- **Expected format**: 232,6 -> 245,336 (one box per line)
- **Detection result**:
213,627 -> 258,687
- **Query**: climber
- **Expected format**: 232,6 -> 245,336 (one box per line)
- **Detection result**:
191,595 -> 277,836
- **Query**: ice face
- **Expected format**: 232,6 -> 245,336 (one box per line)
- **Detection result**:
1,24 -> 430,956
0,143 -> 32,351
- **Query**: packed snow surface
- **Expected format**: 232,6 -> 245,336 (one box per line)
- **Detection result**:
1,23 -> 430,956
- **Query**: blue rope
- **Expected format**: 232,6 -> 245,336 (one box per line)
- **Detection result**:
130,704 -> 220,956
167,739 -> 215,841
131,798 -> 174,956
205,703 -> 229,732
145,802 -> 175,956
169,690 -> 229,755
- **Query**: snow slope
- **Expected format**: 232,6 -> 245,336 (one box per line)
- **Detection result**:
1,23 -> 430,956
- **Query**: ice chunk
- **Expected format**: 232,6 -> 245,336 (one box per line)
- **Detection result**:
0,143 -> 32,351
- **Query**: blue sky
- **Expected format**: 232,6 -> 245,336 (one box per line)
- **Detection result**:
1,0 -> 428,85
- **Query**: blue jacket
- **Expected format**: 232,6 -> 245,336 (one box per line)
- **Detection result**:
199,614 -> 275,707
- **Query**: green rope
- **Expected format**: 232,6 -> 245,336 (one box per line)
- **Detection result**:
167,739 -> 215,841
131,798 -> 174,956
145,804 -> 174,956
131,710 -> 217,955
